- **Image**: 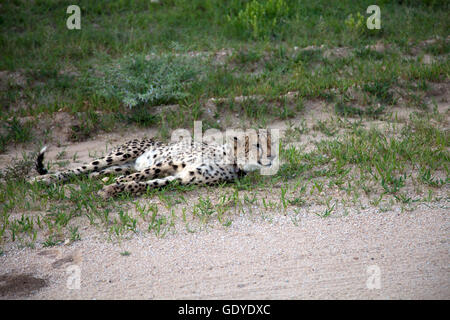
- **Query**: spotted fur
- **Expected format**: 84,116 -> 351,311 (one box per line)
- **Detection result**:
30,132 -> 272,199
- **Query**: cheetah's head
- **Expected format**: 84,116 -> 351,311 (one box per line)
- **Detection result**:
231,129 -> 276,173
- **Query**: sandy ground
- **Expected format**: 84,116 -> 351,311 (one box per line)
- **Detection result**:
0,204 -> 448,299
1,90 -> 449,300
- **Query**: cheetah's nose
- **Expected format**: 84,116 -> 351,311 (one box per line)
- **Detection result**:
258,155 -> 274,167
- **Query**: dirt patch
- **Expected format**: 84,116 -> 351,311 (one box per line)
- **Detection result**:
0,70 -> 27,91
365,41 -> 390,53
49,251 -> 83,269
409,35 -> 450,56
294,44 -> 325,52
144,48 -> 233,66
213,48 -> 234,65
323,47 -> 352,59
1,206 -> 447,299
0,273 -> 47,298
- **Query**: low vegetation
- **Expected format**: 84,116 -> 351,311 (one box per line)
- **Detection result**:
0,0 -> 448,251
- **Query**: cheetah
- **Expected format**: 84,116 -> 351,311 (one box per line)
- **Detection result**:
30,130 -> 274,199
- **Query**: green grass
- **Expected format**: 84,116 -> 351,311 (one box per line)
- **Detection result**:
0,0 -> 448,249
1,1 -> 448,120
0,118 -> 34,153
280,111 -> 449,198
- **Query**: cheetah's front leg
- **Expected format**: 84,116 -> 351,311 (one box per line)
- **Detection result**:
98,176 -> 180,199
97,164 -> 229,198
114,160 -> 185,184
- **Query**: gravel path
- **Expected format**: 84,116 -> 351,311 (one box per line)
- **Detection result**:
1,205 -> 448,299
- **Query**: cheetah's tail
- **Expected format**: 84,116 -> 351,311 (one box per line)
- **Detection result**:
36,146 -> 48,175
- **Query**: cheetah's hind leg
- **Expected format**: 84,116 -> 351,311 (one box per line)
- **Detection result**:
88,164 -> 136,181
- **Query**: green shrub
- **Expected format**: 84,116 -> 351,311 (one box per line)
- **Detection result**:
227,0 -> 290,39
344,12 -> 366,36
0,117 -> 33,153
90,54 -> 205,108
